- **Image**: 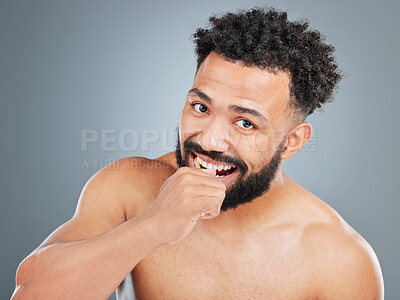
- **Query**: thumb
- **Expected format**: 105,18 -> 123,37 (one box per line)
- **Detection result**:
201,168 -> 216,176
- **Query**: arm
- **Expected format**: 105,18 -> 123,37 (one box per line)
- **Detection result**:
12,158 -> 163,300
320,238 -> 384,299
309,223 -> 384,300
12,158 -> 226,299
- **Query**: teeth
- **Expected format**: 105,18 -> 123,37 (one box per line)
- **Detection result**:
197,157 -> 206,168
196,155 -> 234,172
194,156 -> 200,168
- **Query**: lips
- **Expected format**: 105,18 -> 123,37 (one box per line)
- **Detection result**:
191,152 -> 238,179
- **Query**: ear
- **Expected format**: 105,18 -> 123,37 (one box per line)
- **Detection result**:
280,122 -> 313,160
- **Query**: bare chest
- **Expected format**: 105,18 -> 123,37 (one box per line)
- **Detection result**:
129,228 -> 316,299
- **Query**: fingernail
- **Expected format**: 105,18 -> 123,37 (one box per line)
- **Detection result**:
201,168 -> 216,176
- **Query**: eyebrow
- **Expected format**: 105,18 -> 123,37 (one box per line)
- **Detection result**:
188,88 -> 212,104
187,88 -> 268,124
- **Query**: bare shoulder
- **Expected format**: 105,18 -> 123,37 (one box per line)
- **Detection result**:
296,191 -> 384,299
39,154 -> 177,248
96,153 -> 177,219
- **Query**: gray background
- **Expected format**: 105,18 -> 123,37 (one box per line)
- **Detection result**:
1,0 -> 399,299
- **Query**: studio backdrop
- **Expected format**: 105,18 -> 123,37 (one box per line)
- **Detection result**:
0,0 -> 399,299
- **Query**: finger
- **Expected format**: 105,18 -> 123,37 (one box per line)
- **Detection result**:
199,209 -> 220,220
193,176 -> 226,190
196,194 -> 225,209
196,195 -> 223,215
199,212 -> 216,220
193,186 -> 226,198
181,166 -> 217,176
200,168 -> 216,176
176,166 -> 219,180
178,168 -> 225,189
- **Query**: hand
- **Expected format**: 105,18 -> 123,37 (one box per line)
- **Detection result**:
142,167 -> 226,245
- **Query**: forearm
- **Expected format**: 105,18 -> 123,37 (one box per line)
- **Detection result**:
13,213 -> 161,299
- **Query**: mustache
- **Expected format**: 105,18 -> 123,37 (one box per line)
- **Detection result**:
183,138 -> 248,173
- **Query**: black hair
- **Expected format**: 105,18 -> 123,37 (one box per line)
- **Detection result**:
192,6 -> 342,120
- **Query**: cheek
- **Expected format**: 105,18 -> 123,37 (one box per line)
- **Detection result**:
234,132 -> 272,156
180,110 -> 206,139
234,133 -> 278,173
180,108 -> 207,133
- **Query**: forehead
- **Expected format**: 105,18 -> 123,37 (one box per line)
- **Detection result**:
193,52 -> 292,124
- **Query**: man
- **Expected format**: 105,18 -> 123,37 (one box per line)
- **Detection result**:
12,7 -> 384,299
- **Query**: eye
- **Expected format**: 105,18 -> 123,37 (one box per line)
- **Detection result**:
192,103 -> 208,113
235,119 -> 254,129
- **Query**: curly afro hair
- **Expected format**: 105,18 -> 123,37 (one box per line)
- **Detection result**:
192,6 -> 342,121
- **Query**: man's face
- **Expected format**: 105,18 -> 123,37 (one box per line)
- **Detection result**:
175,52 -> 292,212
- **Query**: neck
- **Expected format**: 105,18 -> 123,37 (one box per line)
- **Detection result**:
158,152 -> 291,238
200,168 -> 289,238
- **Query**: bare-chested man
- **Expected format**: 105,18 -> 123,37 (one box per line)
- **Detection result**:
12,7 -> 384,300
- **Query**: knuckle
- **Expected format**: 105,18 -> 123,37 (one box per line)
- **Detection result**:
212,202 -> 221,212
216,189 -> 226,198
215,181 -> 226,190
181,185 -> 193,197
182,173 -> 195,183
207,198 -> 220,211
177,167 -> 190,175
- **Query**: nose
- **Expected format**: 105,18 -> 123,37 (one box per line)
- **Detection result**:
197,117 -> 230,153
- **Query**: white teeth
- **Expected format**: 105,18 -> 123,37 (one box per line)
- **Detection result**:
196,155 -> 234,172
198,157 -> 208,168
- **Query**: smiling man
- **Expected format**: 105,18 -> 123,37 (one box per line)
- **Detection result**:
13,7 -> 384,300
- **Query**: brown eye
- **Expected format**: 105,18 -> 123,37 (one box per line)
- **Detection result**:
235,119 -> 254,129
193,103 -> 208,113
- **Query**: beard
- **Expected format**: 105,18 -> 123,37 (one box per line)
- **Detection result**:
174,127 -> 286,212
